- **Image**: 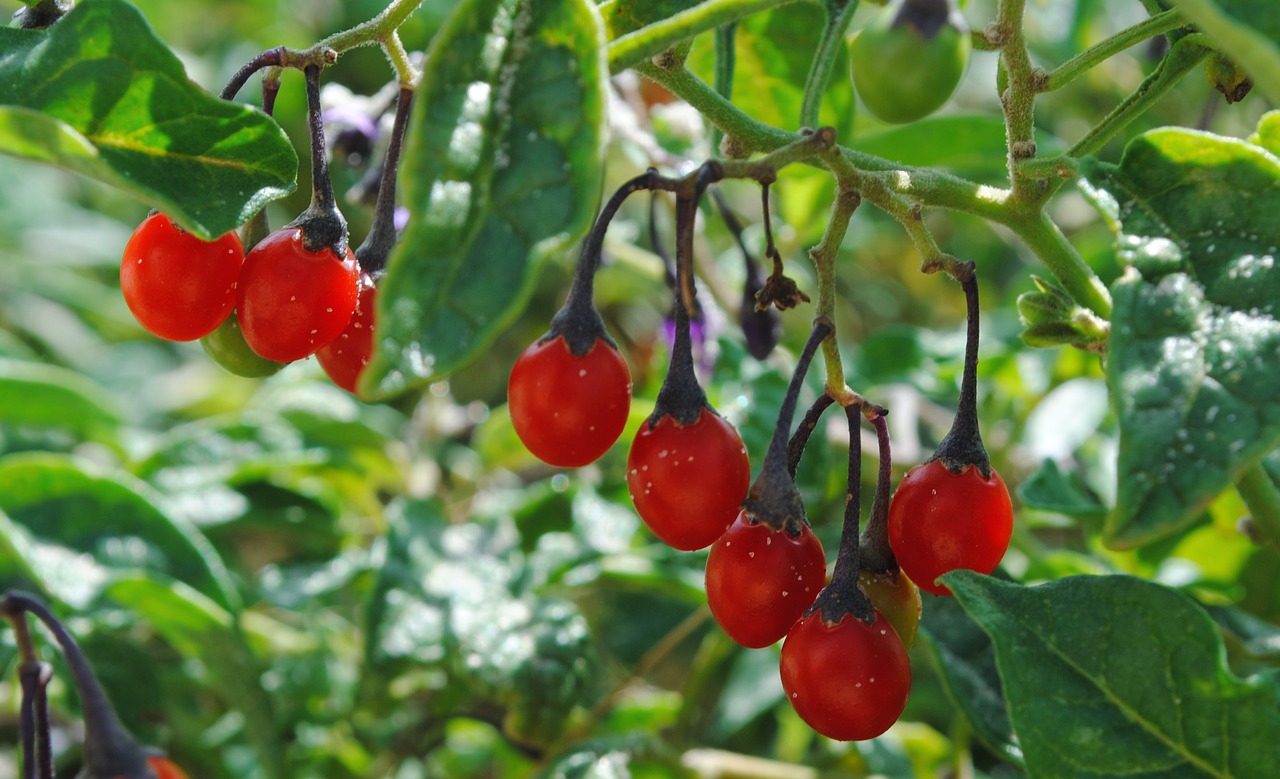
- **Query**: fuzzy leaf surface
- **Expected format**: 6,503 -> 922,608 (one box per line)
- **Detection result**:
363,0 -> 607,395
0,0 -> 295,238
1082,125 -> 1280,547
947,572 -> 1280,778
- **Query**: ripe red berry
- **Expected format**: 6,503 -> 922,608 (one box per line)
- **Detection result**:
317,272 -> 377,393
705,511 -> 826,647
887,460 -> 1013,596
508,335 -> 632,467
780,609 -> 911,741
119,212 -> 244,341
235,226 -> 359,363
627,408 -> 750,551
146,756 -> 191,779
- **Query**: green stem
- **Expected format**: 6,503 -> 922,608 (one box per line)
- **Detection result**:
1009,212 -> 1112,318
995,0 -> 1040,200
798,0 -> 861,130
1236,464 -> 1280,551
712,23 -> 737,157
1068,35 -> 1210,158
1042,9 -> 1186,91
381,31 -> 420,88
810,187 -> 860,403
609,0 -> 802,73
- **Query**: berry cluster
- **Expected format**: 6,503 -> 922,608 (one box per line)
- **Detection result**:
508,155 -> 1014,741
118,65 -> 412,396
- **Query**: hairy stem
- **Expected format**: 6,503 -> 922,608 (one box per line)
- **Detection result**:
798,0 -> 861,129
1237,464 -> 1280,552
608,0 -> 802,72
1042,9 -> 1187,91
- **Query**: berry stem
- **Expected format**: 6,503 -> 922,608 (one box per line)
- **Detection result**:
553,171 -> 657,356
651,168 -> 718,425
220,47 -> 286,101
292,65 -> 350,257
355,87 -> 414,275
859,411 -> 899,574
1,592 -> 151,777
32,664 -> 52,779
709,186 -> 779,359
18,660 -> 37,779
932,262 -> 992,476
741,319 -> 832,535
786,393 -> 835,480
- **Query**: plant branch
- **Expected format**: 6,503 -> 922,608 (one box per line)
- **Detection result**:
608,0 -> 802,73
1067,35 -> 1210,158
1042,9 -> 1187,91
1237,464 -> 1280,553
798,0 -> 861,130
712,23 -> 737,156
994,0 -> 1042,199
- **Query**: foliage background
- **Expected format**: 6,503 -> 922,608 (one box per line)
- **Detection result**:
0,0 -> 1277,777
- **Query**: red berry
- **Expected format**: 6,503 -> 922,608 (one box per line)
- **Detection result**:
887,460 -> 1013,596
235,227 -> 359,363
780,609 -> 911,741
508,335 -> 631,467
119,212 -> 244,341
317,272 -> 377,393
706,511 -> 826,647
146,756 -> 191,779
626,408 -> 750,551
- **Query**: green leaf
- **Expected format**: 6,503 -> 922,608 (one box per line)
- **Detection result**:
947,572 -> 1280,779
1018,460 -> 1108,520
918,594 -> 1021,764
0,453 -> 238,609
0,359 -> 120,445
0,0 -> 296,238
1168,0 -> 1280,105
362,0 -> 607,395
1081,126 -> 1280,547
600,0 -> 701,38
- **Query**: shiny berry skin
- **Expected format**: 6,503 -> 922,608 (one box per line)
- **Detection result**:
145,757 -> 191,779
628,408 -> 750,551
119,212 -> 244,341
201,310 -> 284,377
780,609 -> 911,741
705,511 -> 826,647
887,460 -> 1013,596
508,335 -> 632,468
857,568 -> 922,650
235,226 -> 359,363
318,272 -> 377,393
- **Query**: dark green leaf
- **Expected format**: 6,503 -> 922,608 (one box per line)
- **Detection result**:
0,359 -> 120,445
1206,604 -> 1280,661
1018,459 -> 1108,519
1082,126 -> 1280,547
0,453 -> 238,608
919,594 -> 1021,764
363,0 -> 608,395
948,572 -> 1280,778
0,0 -> 296,238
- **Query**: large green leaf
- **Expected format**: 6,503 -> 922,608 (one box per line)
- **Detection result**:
947,572 -> 1280,778
1169,0 -> 1280,104
1081,125 -> 1280,548
362,0 -> 608,396
0,359 -> 121,445
0,453 -> 238,609
0,0 -> 296,238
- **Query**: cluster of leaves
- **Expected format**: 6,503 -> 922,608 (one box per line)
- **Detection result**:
1,0 -> 1280,777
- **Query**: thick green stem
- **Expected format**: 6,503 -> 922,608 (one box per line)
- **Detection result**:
711,24 -> 736,156
1043,9 -> 1186,91
1068,35 -> 1210,158
798,1 -> 861,129
608,0 -> 801,73
809,187 -> 860,403
995,0 -> 1041,200
1009,212 -> 1112,318
1237,465 -> 1280,552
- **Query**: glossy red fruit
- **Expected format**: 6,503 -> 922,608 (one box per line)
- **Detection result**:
780,609 -> 911,741
235,226 -> 359,363
317,272 -> 377,393
706,512 -> 827,646
627,408 -> 751,551
508,335 -> 632,468
887,460 -> 1013,596
119,212 -> 244,341
145,756 -> 191,779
